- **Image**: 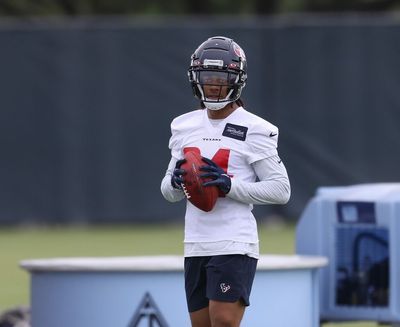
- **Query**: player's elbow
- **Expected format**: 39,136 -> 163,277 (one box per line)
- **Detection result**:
276,179 -> 291,204
280,189 -> 291,205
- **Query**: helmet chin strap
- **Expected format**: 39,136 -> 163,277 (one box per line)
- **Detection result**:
203,100 -> 232,111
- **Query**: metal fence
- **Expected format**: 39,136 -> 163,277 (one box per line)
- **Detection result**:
1,15 -> 399,224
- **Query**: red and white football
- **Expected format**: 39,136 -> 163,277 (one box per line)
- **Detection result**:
181,151 -> 219,212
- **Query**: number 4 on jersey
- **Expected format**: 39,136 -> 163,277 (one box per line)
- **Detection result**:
183,147 -> 231,197
183,147 -> 230,174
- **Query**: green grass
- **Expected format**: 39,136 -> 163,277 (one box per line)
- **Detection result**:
0,222 -> 378,327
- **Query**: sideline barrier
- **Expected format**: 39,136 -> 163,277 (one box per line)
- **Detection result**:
21,255 -> 327,327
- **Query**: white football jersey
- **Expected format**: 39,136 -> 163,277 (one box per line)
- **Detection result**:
168,107 -> 281,246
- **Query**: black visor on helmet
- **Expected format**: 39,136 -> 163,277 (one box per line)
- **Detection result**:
191,70 -> 239,104
197,71 -> 238,86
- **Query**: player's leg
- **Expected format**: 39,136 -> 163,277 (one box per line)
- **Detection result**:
189,307 -> 211,327
185,256 -> 212,327
206,255 -> 258,327
209,299 -> 245,327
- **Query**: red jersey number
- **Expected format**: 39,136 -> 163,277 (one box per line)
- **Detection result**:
183,147 -> 231,197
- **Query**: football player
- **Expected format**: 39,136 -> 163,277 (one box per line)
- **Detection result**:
161,36 -> 291,327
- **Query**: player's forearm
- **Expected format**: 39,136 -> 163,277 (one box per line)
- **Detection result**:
160,171 -> 186,203
227,177 -> 290,205
227,156 -> 291,205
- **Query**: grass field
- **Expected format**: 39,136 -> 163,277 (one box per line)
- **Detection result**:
0,222 -> 379,327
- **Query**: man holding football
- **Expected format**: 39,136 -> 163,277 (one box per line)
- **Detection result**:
161,36 -> 291,327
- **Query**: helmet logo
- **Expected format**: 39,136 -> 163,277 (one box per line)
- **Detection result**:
203,59 -> 224,68
233,43 -> 246,60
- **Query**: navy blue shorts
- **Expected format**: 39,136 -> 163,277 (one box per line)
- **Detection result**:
184,255 -> 258,312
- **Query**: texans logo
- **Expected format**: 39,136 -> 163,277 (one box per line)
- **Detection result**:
220,283 -> 231,293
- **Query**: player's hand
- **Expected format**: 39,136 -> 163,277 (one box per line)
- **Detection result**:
171,158 -> 186,190
200,157 -> 231,194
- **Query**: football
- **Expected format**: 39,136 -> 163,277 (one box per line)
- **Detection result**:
181,151 -> 219,212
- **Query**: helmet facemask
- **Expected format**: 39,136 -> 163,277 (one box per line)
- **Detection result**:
190,70 -> 242,110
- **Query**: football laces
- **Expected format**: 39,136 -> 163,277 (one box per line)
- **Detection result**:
181,184 -> 191,199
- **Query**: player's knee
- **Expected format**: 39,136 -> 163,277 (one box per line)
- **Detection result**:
211,311 -> 238,327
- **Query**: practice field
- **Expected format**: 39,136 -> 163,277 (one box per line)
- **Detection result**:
0,222 -> 377,327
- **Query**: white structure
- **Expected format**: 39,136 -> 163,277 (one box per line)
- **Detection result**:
21,254 -> 327,327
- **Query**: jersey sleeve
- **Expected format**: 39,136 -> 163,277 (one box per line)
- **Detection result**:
162,117 -> 188,203
169,118 -> 183,160
245,120 -> 279,164
160,157 -> 186,203
227,155 -> 291,205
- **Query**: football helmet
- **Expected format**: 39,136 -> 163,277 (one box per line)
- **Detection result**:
188,36 -> 247,111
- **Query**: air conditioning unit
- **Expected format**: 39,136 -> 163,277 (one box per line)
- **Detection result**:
296,183 -> 400,324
